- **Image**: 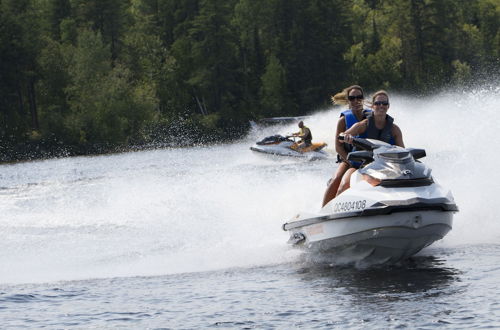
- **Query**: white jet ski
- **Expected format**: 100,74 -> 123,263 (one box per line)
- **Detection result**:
250,135 -> 329,160
282,137 -> 458,265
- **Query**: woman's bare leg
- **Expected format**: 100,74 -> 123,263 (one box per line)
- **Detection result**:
336,168 -> 357,196
322,162 -> 350,207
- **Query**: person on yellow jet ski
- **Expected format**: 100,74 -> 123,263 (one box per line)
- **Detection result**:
291,121 -> 312,149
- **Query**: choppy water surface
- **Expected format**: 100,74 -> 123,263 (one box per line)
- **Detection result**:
1,87 -> 499,328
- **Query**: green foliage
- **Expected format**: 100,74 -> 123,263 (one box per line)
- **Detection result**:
36,37 -> 70,139
64,29 -> 155,146
452,60 -> 472,85
260,54 -> 288,117
0,0 -> 41,141
458,23 -> 483,67
478,0 -> 500,62
1,0 -> 499,161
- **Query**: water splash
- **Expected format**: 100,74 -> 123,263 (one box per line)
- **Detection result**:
1,85 -> 499,284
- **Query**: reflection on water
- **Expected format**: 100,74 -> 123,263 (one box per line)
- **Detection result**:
294,254 -> 461,296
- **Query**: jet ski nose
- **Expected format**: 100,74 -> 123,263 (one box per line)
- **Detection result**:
379,151 -> 411,160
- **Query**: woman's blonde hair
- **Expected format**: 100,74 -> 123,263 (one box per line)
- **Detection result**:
331,85 -> 364,105
370,90 -> 389,104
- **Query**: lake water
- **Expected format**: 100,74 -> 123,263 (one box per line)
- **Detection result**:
1,87 -> 499,328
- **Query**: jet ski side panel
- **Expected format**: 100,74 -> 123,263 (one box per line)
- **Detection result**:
286,210 -> 453,264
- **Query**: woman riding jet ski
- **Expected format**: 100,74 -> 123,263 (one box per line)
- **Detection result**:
250,121 -> 328,160
282,136 -> 459,265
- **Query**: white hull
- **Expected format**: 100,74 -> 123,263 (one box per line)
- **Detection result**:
250,143 -> 329,160
283,139 -> 458,265
286,210 -> 452,264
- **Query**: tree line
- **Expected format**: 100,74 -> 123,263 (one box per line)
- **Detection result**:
0,0 -> 498,161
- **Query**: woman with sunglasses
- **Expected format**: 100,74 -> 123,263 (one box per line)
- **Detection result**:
335,90 -> 405,196
322,85 -> 372,207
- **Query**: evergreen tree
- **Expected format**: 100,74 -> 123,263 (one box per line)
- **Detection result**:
233,0 -> 267,118
65,29 -> 155,146
260,54 -> 288,117
0,0 -> 41,143
71,0 -> 131,60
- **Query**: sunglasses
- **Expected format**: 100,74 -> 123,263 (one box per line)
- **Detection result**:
348,95 -> 364,101
373,101 -> 389,106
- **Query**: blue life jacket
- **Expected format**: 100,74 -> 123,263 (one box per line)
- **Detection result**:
338,109 -> 371,166
341,109 -> 372,130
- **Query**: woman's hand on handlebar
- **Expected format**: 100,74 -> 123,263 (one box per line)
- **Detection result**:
344,133 -> 354,144
338,133 -> 354,144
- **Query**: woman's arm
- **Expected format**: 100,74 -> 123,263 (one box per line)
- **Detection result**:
335,117 -> 348,161
342,119 -> 368,144
392,124 -> 405,147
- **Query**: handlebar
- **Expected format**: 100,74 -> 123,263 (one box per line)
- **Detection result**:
338,135 -> 377,151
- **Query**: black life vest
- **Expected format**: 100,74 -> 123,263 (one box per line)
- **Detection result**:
365,114 -> 395,144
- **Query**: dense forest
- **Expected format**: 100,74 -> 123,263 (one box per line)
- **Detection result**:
0,0 -> 499,161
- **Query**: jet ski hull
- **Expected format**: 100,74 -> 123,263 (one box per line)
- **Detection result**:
250,144 -> 329,160
284,210 -> 453,264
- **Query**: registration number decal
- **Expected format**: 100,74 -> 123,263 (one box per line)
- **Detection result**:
333,200 -> 367,213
